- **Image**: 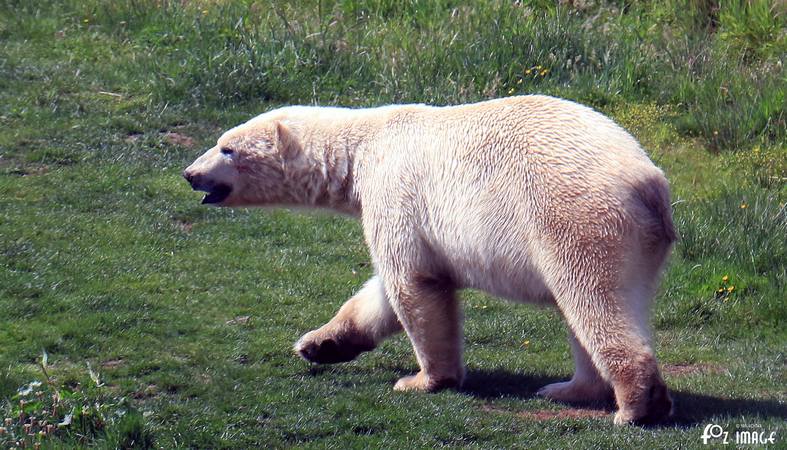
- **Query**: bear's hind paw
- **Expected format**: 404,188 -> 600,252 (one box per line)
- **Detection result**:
536,380 -> 614,405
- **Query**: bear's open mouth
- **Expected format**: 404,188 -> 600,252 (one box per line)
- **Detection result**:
200,183 -> 232,204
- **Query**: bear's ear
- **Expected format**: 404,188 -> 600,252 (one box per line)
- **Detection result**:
274,121 -> 302,160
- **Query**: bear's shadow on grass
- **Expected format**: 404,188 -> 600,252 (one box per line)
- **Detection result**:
668,390 -> 787,426
460,369 -> 787,426
460,369 -> 563,400
306,364 -> 787,426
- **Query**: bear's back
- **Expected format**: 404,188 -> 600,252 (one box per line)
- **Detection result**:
369,95 -> 661,200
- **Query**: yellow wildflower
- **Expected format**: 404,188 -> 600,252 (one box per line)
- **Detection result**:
525,69 -> 532,75
740,203 -> 748,209
722,275 -> 729,282
727,286 -> 735,293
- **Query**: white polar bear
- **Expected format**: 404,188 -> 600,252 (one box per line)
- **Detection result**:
183,95 -> 676,425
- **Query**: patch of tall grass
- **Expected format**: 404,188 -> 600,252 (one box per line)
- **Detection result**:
2,0 -> 782,150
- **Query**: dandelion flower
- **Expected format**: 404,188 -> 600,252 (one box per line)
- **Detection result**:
722,275 -> 729,282
717,288 -> 724,293
525,69 -> 532,75
202,9 -> 209,15
522,340 -> 530,347
517,78 -> 523,84
508,88 -> 515,94
740,203 -> 748,209
83,18 -> 89,23
540,69 -> 549,76
727,286 -> 735,293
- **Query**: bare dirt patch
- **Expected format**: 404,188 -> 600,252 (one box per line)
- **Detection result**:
132,384 -> 159,399
663,363 -> 727,376
101,358 -> 125,369
481,404 -> 609,421
518,409 -> 609,420
125,132 -> 143,143
5,165 -> 49,176
174,219 -> 193,233
226,315 -> 251,325
162,131 -> 196,148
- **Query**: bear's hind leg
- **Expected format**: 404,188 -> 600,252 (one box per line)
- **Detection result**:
537,329 -> 614,405
557,287 -> 672,425
294,275 -> 402,364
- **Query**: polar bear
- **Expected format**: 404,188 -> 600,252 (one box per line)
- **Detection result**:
183,95 -> 676,425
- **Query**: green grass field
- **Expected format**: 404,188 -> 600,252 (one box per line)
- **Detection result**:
1,1 -> 785,448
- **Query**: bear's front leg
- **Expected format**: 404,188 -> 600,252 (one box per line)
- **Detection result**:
382,275 -> 465,392
294,276 -> 402,364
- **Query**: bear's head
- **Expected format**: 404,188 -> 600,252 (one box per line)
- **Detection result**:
183,119 -> 306,207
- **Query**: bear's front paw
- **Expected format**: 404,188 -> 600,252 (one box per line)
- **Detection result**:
294,330 -> 375,364
393,371 -> 461,392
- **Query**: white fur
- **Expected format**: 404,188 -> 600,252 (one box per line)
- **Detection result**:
184,95 -> 676,424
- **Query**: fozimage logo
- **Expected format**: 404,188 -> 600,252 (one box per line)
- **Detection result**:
701,423 -> 778,445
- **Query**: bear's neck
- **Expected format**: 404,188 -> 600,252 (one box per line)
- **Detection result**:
297,119 -> 369,216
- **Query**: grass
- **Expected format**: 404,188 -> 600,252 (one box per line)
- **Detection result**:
1,0 -> 785,448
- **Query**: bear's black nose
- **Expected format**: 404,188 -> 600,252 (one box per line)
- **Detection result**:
182,170 -> 194,183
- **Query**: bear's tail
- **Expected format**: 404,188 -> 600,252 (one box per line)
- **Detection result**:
635,176 -> 677,247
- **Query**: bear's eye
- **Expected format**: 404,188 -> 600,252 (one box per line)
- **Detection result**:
220,147 -> 234,156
